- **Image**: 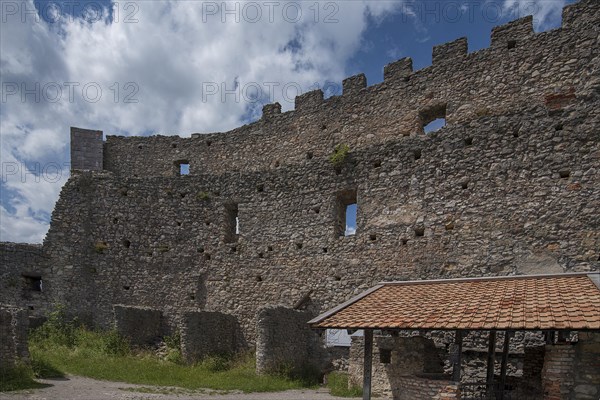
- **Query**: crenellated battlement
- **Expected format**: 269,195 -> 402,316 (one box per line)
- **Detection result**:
490,15 -> 533,48
74,0 -> 598,180
342,74 -> 367,95
432,37 -> 468,64
383,57 -> 413,82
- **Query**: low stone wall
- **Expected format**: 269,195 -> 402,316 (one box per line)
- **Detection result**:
0,306 -> 29,370
255,306 -> 326,375
113,305 -> 162,346
180,311 -> 244,363
397,375 -> 459,400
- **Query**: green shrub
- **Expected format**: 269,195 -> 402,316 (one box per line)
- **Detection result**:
329,144 -> 350,167
30,357 -> 64,379
196,191 -> 211,201
100,329 -> 130,356
163,332 -> 183,364
0,364 -> 45,392
30,304 -> 79,348
201,355 -> 232,372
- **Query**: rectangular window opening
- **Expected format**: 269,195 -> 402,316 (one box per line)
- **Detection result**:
23,275 -> 42,292
175,160 -> 190,176
421,104 -> 447,134
336,189 -> 358,237
224,204 -> 239,243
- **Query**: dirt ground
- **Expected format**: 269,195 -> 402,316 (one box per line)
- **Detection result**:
0,376 -> 353,400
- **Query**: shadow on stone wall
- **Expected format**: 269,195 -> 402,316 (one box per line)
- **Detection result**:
255,306 -> 328,377
180,311 -> 246,363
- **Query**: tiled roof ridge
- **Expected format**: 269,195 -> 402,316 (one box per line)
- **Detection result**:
378,272 -> 599,286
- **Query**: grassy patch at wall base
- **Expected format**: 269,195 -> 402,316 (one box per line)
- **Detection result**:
28,313 -> 311,394
326,372 -> 362,397
30,341 -> 308,392
0,364 -> 48,392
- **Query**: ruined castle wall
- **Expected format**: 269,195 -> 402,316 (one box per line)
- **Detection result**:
44,104 -> 600,342
28,0 -> 600,346
0,243 -> 49,318
102,0 -> 599,179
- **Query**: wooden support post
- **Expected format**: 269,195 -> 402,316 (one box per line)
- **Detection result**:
498,331 -> 511,400
486,330 -> 497,399
362,329 -> 373,400
452,330 -> 463,382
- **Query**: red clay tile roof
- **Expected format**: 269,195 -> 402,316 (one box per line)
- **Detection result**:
309,273 -> 600,331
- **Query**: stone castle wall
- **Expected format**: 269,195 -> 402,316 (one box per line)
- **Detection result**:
0,243 -> 49,318
0,0 -> 598,353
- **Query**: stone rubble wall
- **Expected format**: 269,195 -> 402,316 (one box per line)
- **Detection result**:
39,103 -> 600,342
113,304 -> 162,346
180,311 -> 245,363
0,306 -> 29,370
0,243 -> 49,320
255,306 -> 326,374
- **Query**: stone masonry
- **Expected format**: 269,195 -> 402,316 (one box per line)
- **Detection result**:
0,0 -> 598,374
255,306 -> 326,374
0,306 -> 29,370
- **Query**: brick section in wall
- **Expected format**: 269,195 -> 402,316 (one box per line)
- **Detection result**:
572,332 -> 600,400
542,343 -> 576,399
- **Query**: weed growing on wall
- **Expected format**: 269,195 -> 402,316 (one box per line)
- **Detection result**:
329,144 -> 350,167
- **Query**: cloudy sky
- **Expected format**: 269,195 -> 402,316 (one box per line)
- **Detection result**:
0,0 -> 572,243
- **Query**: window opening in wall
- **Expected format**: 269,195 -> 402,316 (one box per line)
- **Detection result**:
421,104 -> 447,134
336,189 -> 358,237
175,160 -> 190,176
23,275 -> 42,292
224,203 -> 239,243
380,349 -> 392,364
424,118 -> 446,133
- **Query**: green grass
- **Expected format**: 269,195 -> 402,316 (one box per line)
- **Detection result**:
30,343 -> 307,392
26,308 -> 314,393
0,364 -> 49,392
326,372 -> 362,398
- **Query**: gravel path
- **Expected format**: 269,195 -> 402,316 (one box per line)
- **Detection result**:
0,376 -> 353,400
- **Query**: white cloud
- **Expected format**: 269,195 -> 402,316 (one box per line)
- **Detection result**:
0,0 -> 404,243
502,0 -> 567,30
345,226 -> 357,236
